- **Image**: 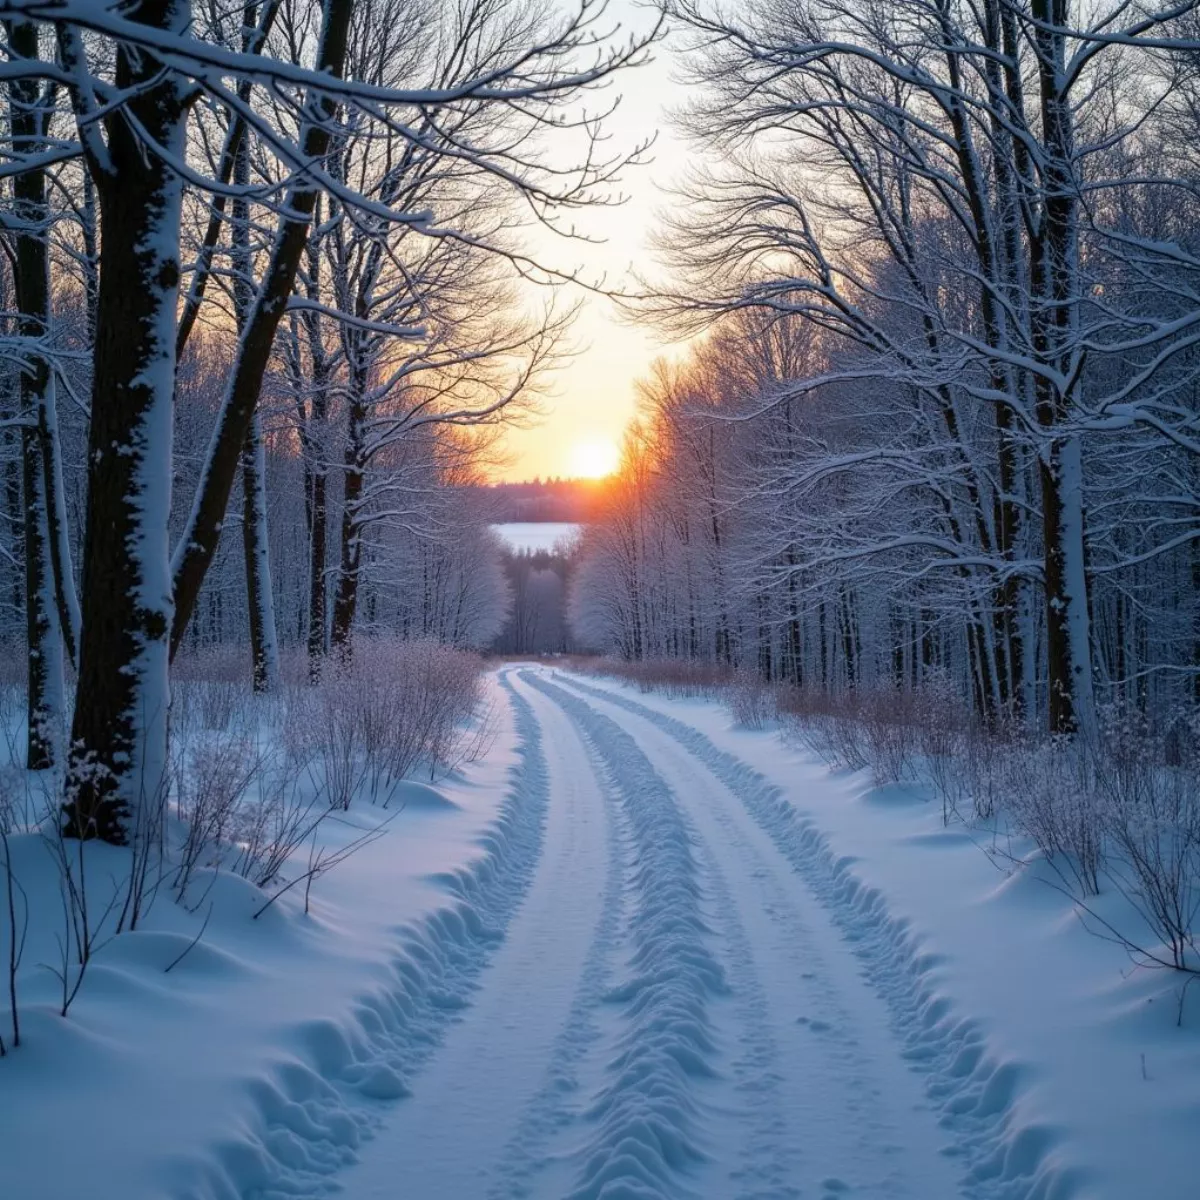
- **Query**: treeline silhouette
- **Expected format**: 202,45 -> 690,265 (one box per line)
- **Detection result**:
472,479 -> 608,524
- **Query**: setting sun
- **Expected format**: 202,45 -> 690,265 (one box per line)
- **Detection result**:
569,438 -> 620,480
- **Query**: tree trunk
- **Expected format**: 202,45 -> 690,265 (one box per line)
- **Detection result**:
21,421 -> 65,771
63,0 -> 190,843
1039,435 -> 1093,733
7,17 -> 67,769
231,76 -> 281,695
241,413 -> 281,692
1030,0 -> 1093,734
307,443 -> 328,673
3,432 -> 22,624
330,383 -> 367,655
1191,522 -> 1200,705
170,0 -> 355,656
302,224 -> 330,679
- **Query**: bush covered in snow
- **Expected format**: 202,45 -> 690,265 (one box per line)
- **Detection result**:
729,669 -> 777,730
0,638 -> 487,1053
285,639 -> 486,808
812,693 -> 1200,977
576,657 -> 735,700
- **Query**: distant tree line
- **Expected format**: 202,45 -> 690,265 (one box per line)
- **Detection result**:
475,479 -> 608,524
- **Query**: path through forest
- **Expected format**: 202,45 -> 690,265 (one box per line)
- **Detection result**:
334,667 -> 1039,1200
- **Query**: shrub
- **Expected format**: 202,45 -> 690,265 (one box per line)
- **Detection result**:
859,688 -> 922,783
729,669 -> 777,729
172,731 -> 259,900
227,755 -> 333,891
590,657 -> 734,700
287,638 -> 484,808
1089,709 -> 1200,972
581,656 -> 1200,979
991,740 -> 1105,896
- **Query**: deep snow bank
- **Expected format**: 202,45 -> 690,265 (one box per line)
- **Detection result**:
0,674 -> 545,1200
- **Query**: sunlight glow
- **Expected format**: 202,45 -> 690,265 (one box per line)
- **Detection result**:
569,438 -> 620,480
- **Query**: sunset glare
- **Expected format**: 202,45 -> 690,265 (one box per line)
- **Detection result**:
569,439 -> 620,480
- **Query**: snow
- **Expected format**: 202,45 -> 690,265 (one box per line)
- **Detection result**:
560,670 -> 1200,1200
3,666 -> 1198,1199
0,675 -> 534,1199
492,522 -> 581,554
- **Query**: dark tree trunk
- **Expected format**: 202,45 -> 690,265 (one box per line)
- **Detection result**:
307,462 -> 328,668
4,437 -> 22,622
63,0 -> 190,843
170,0 -> 354,657
1191,531 -> 1200,705
231,64 -> 280,695
241,412 -> 280,691
1030,0 -> 1092,735
330,381 -> 367,654
7,17 -> 66,769
302,224 -> 330,679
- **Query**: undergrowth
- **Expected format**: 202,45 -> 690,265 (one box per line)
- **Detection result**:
580,656 -> 1200,984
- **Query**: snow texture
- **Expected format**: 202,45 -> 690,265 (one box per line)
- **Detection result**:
3,666 -> 1198,1199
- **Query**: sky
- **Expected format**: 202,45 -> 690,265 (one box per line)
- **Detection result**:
494,1 -> 692,482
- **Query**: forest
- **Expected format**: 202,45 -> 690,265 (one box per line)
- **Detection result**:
0,0 -> 650,844
566,0 -> 1200,980
575,0 -> 1200,740
3,1 -> 1200,1196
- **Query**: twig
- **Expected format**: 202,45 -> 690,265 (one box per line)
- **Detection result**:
164,903 -> 214,975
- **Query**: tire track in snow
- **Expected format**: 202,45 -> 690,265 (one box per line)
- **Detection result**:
551,672 -> 1086,1200
335,667 -> 622,1197
479,670 -> 629,1200
180,672 -> 550,1200
559,675 -> 961,1199
522,678 -> 802,1198
673,793 -> 801,1200
520,672 -> 728,1200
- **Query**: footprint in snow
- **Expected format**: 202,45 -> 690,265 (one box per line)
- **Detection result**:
796,1015 -> 833,1033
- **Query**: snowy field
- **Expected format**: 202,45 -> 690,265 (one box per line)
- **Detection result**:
491,522 -> 581,554
2,665 -> 1197,1200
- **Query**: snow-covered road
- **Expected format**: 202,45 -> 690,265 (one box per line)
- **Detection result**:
11,663 -> 1195,1200
338,667 -> 1041,1200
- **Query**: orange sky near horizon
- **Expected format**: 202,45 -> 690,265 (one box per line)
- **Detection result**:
490,3 -> 691,483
